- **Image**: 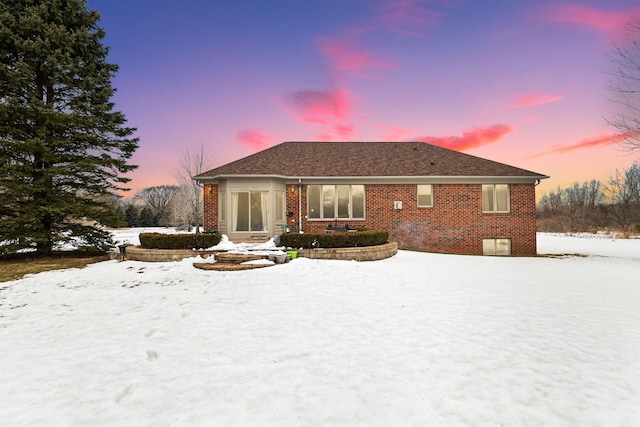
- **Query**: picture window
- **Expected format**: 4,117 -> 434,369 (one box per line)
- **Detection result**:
308,185 -> 365,219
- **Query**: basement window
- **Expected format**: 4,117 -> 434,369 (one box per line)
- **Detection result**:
483,238 -> 511,256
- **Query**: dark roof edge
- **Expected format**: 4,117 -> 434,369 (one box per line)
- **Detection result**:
194,174 -> 550,182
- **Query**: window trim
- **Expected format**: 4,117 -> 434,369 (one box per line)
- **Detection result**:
307,184 -> 365,220
417,184 -> 433,207
482,184 -> 510,213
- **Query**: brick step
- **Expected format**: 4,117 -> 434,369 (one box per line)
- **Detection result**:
193,262 -> 272,271
214,253 -> 268,264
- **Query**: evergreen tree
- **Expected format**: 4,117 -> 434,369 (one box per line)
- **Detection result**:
124,205 -> 139,228
107,205 -> 127,228
154,209 -> 170,227
139,206 -> 156,227
0,0 -> 138,254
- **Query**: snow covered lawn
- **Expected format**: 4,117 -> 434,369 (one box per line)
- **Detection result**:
1,233 -> 639,426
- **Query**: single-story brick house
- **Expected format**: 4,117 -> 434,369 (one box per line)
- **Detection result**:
194,141 -> 548,255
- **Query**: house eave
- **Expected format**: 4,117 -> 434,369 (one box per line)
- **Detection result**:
194,174 -> 290,182
287,175 -> 549,184
194,174 -> 550,184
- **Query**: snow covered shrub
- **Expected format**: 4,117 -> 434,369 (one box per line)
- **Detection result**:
280,230 -> 388,249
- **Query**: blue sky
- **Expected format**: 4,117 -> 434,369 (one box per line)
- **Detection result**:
87,0 -> 640,197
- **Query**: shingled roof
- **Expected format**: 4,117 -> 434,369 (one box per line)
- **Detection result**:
195,141 -> 548,179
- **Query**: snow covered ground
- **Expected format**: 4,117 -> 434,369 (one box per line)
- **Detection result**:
1,232 -> 639,426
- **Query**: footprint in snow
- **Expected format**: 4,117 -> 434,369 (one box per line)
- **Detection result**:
146,350 -> 159,361
144,328 -> 158,337
114,382 -> 139,403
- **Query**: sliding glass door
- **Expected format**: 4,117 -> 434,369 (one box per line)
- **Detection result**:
231,191 -> 268,232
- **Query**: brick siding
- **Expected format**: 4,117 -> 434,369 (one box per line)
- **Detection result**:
206,182 -> 538,255
284,183 -> 537,255
203,184 -> 218,231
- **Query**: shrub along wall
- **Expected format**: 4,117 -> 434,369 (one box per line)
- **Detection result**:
139,233 -> 221,249
280,230 -> 388,249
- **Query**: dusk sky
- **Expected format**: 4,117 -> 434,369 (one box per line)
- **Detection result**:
87,0 -> 640,198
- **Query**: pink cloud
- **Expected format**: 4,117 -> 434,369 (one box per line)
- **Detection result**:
317,38 -> 394,76
377,0 -> 446,38
511,92 -> 563,108
332,124 -> 357,140
282,88 -> 359,140
529,130 -> 640,158
316,133 -> 333,142
414,125 -> 514,151
545,4 -> 640,32
284,88 -> 351,122
313,124 -> 358,142
236,129 -> 280,152
369,123 -> 413,140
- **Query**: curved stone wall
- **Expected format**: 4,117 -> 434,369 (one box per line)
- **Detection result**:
124,246 -> 223,262
124,242 -> 397,263
296,242 -> 397,261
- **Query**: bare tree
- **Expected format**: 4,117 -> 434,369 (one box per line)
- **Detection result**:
168,187 -> 192,227
134,185 -> 180,210
537,180 -> 607,231
173,145 -> 211,231
565,180 -> 604,218
537,186 -> 567,216
607,19 -> 640,152
133,185 -> 180,226
605,162 -> 640,229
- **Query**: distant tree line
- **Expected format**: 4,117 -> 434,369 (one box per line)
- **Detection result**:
105,183 -> 205,229
537,162 -> 640,232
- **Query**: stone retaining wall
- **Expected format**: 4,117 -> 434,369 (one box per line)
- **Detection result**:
124,246 -> 224,262
123,242 -> 397,262
296,242 -> 397,261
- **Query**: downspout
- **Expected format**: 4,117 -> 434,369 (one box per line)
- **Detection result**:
298,178 -> 303,233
